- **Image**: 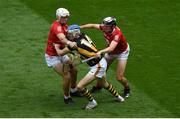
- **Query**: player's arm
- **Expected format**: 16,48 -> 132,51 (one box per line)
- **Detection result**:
54,44 -> 70,56
80,24 -> 100,29
97,41 -> 118,55
57,33 -> 76,48
96,35 -> 119,56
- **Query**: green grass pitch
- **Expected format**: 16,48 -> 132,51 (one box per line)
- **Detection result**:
0,0 -> 180,117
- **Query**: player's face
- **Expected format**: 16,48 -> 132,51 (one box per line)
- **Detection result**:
101,24 -> 113,33
59,16 -> 69,24
67,33 -> 74,41
67,30 -> 80,40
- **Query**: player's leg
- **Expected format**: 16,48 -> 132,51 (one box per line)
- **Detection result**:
100,75 -> 124,102
66,61 -> 82,97
69,65 -> 83,96
45,54 -> 74,104
63,56 -> 82,97
54,63 -> 74,104
89,81 -> 102,93
77,72 -> 97,110
116,45 -> 130,98
117,59 -> 130,98
69,64 -> 77,89
90,54 -> 114,93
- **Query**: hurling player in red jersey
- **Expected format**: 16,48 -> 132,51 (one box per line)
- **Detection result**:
45,8 -> 80,105
80,17 -> 130,98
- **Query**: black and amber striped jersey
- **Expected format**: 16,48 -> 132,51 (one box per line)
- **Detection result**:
68,33 -> 101,66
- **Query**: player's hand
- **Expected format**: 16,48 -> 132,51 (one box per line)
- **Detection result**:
69,41 -> 77,48
53,43 -> 60,49
95,51 -> 101,58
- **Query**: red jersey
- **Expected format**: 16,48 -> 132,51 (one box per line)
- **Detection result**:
45,21 -> 68,56
100,26 -> 128,54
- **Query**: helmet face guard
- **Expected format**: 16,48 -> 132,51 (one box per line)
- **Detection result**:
68,29 -> 80,37
67,24 -> 81,40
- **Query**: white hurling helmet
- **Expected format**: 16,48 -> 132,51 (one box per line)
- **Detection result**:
56,8 -> 70,17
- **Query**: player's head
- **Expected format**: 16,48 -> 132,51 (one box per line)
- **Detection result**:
67,24 -> 81,41
56,8 -> 70,25
101,17 -> 116,33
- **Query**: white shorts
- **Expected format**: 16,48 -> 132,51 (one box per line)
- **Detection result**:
45,53 -> 70,68
105,44 -> 130,61
88,58 -> 107,78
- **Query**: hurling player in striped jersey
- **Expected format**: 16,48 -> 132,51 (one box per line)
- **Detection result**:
54,24 -> 124,110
